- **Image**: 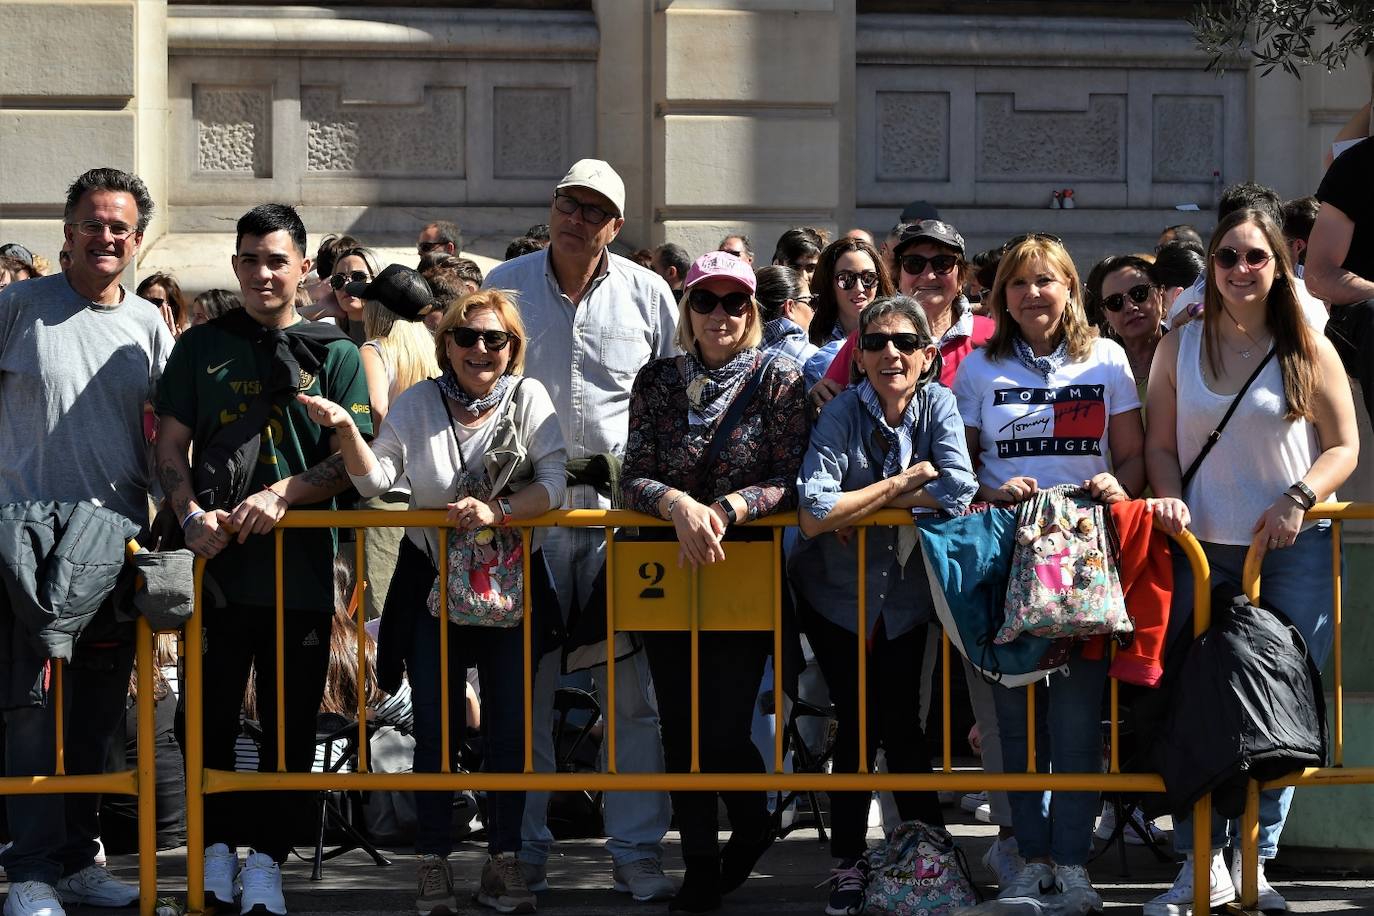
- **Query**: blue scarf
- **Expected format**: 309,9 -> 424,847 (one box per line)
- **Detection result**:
857,379 -> 919,481
1012,336 -> 1069,381
682,348 -> 759,430
436,370 -> 514,418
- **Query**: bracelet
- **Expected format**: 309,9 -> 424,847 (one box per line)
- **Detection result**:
262,486 -> 289,509
1283,490 -> 1309,510
497,497 -> 514,525
664,492 -> 686,521
180,509 -> 205,531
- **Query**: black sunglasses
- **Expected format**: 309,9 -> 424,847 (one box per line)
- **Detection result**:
835,269 -> 879,291
1003,233 -> 1064,251
687,288 -> 752,317
417,240 -> 448,254
144,296 -> 166,308
1213,246 -> 1272,270
552,193 -> 614,227
449,327 -> 515,350
899,253 -> 960,276
329,270 -> 369,290
859,332 -> 927,354
1100,283 -> 1153,313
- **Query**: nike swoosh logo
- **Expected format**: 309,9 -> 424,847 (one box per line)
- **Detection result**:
207,360 -> 233,375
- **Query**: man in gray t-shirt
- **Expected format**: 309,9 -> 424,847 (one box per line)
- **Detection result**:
0,168 -> 171,916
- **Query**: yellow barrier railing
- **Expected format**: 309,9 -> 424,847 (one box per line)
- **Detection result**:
177,507 -> 1216,916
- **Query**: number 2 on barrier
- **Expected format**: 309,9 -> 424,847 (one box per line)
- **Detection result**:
613,541 -> 775,631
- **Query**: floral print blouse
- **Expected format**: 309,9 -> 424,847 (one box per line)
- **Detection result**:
622,352 -> 808,521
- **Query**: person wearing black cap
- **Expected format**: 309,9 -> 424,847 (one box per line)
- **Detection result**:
154,203 -> 373,916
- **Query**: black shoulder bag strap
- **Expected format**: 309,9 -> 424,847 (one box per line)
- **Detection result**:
1180,347 -> 1277,490
701,351 -> 777,472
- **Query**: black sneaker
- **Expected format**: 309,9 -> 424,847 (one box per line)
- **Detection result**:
823,858 -> 868,916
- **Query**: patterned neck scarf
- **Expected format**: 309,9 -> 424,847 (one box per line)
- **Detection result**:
763,316 -> 804,348
682,348 -> 759,429
1012,335 -> 1069,381
857,379 -> 919,481
436,369 -> 514,418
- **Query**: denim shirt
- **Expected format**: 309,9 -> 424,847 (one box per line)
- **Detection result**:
483,247 -> 679,508
789,383 -> 977,639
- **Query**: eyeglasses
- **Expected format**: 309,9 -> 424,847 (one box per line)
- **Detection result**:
329,271 -> 370,290
687,288 -> 752,317
552,193 -> 614,226
70,219 -> 137,240
417,241 -> 448,254
449,327 -> 516,350
899,253 -> 960,276
1213,247 -> 1273,270
1003,233 -> 1063,251
859,332 -> 927,354
1100,283 -> 1154,313
793,294 -> 814,305
835,270 -> 879,291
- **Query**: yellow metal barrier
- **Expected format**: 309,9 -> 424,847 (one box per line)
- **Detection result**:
1231,501 -> 1369,911
179,507 -> 1215,916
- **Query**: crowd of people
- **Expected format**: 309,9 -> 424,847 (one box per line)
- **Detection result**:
0,145 -> 1368,916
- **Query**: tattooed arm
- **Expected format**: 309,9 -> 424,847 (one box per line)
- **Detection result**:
154,415 -> 234,558
225,452 -> 352,543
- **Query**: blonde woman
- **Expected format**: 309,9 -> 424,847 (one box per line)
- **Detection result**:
361,297 -> 441,426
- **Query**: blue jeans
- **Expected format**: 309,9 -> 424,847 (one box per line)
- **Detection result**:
991,646 -> 1109,866
520,527 -> 669,867
409,611 -> 527,856
1171,522 -> 1336,859
1,645 -> 135,885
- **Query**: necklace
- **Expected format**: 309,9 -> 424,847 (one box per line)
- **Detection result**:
1221,306 -> 1269,359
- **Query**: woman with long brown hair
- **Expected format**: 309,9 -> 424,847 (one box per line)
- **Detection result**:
1144,208 -> 1358,913
802,237 -> 895,396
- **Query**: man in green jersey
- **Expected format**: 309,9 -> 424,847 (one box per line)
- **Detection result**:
154,204 -> 372,916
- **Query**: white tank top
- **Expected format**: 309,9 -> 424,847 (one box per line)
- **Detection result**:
1175,322 -> 1320,546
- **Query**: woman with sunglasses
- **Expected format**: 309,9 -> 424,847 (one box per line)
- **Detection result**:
304,246 -> 378,343
1143,209 -> 1358,914
299,288 -> 566,916
791,296 -> 976,916
137,271 -> 189,337
622,252 -> 808,912
951,235 -> 1145,912
802,237 -> 895,395
1085,255 -> 1170,405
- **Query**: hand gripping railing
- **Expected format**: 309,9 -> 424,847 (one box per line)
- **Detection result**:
179,508 -> 1217,916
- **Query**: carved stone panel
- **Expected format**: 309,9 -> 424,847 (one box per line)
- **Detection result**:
975,93 -> 1125,181
194,86 -> 270,176
302,86 -> 465,176
875,91 -> 949,181
493,88 -> 570,180
1152,94 -> 1223,182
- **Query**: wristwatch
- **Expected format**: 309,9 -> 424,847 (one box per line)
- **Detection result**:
715,498 -> 738,526
1287,481 -> 1317,510
497,497 -> 514,524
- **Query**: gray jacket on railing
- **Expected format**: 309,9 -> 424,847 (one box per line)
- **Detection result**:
0,500 -> 139,708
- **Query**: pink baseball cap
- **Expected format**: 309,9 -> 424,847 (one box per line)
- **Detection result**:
683,250 -> 756,293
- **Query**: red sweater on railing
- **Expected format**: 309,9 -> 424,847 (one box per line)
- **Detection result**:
1081,499 -> 1174,686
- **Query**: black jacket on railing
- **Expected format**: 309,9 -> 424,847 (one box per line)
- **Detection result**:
0,500 -> 140,708
1155,586 -> 1327,817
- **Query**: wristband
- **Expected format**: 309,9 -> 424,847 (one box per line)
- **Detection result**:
497,497 -> 514,525
1287,480 -> 1317,510
180,509 -> 205,531
715,497 -> 738,526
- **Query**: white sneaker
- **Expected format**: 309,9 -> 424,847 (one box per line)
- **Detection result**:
239,850 -> 286,916
997,861 -> 1054,903
612,857 -> 674,902
1094,802 -> 1167,846
982,836 -> 1025,889
1143,849 -> 1235,916
55,865 -> 139,907
1054,864 -> 1103,913
204,843 -> 240,909
1229,853 -> 1288,912
3,882 -> 65,916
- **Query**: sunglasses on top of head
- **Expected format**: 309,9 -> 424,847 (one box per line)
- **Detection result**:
1212,247 -> 1272,270
835,269 -> 879,291
859,332 -> 927,354
449,327 -> 516,350
899,253 -> 960,276
1100,283 -> 1154,313
687,288 -> 752,317
1003,232 -> 1063,251
329,271 -> 369,290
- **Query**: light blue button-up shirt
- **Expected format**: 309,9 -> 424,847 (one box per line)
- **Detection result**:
484,247 -> 679,508
789,383 -> 977,639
